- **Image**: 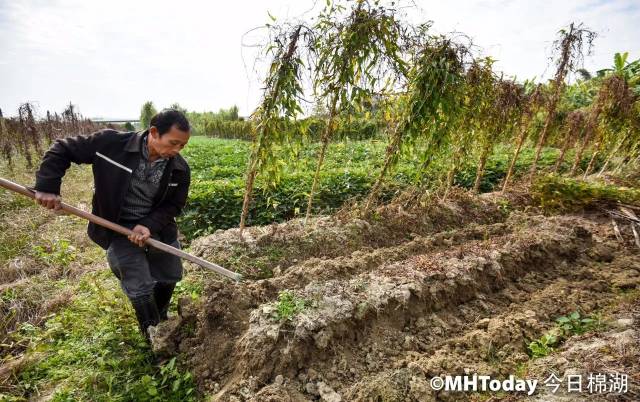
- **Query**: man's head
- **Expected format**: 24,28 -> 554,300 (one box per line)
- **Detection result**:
148,109 -> 190,159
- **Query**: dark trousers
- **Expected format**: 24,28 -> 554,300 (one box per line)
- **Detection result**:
106,222 -> 183,299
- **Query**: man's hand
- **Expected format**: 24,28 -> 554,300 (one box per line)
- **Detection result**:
35,191 -> 62,210
128,224 -> 151,247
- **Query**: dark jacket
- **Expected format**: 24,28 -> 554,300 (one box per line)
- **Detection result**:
30,129 -> 191,250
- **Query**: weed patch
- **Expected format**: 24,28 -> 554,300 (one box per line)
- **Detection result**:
2,271 -> 197,401
527,311 -> 603,358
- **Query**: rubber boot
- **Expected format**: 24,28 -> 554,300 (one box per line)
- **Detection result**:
129,293 -> 161,343
153,282 -> 176,321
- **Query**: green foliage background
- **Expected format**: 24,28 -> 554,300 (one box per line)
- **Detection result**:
176,136 -> 598,240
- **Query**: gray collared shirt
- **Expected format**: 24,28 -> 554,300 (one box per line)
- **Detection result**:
118,133 -> 169,222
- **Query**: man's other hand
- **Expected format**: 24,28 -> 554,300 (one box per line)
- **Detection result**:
128,224 -> 151,247
34,191 -> 62,210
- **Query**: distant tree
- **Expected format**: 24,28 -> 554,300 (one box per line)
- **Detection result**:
124,122 -> 135,131
139,101 -> 157,129
228,105 -> 239,120
576,68 -> 592,81
216,105 -> 239,121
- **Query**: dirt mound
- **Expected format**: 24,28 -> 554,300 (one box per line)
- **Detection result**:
187,188 -> 510,279
155,191 -> 639,401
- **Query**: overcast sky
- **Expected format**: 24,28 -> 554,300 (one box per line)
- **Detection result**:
1,0 -> 638,119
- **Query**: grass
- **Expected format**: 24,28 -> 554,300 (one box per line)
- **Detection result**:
3,270 -> 196,401
31,238 -> 78,271
0,157 -> 98,268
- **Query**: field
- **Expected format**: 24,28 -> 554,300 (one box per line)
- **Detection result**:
178,136 -> 595,242
1,135 -> 638,401
1,0 -> 639,400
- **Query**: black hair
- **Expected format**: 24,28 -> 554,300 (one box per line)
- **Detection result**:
150,109 -> 190,135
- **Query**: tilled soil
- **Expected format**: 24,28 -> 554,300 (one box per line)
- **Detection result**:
154,193 -> 640,401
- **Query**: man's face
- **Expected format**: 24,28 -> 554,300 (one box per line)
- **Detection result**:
148,125 -> 190,159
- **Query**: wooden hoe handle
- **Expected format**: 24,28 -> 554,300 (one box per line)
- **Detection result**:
0,177 -> 242,282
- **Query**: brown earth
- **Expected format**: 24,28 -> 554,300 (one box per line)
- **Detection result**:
152,190 -> 640,401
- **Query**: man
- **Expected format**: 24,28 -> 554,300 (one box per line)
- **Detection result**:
31,109 -> 191,342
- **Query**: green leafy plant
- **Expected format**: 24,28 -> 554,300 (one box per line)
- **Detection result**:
173,279 -> 204,301
305,0 -> 409,222
556,311 -> 600,336
527,332 -> 558,358
178,136 -> 566,242
239,23 -> 308,236
365,35 -> 468,211
156,357 -> 196,400
527,310 -> 602,359
275,290 -> 308,321
133,361 -> 195,402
